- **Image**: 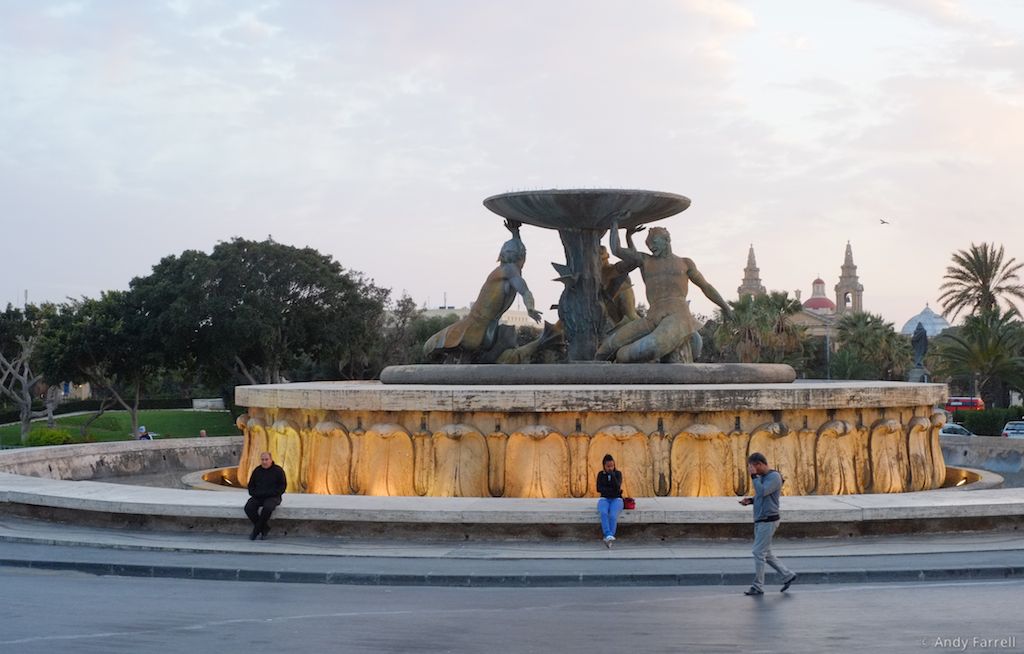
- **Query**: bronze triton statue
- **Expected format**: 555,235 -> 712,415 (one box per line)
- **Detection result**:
596,215 -> 733,363
599,238 -> 640,331
423,220 -> 542,363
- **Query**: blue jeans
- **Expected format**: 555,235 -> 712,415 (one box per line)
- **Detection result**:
598,497 -> 623,538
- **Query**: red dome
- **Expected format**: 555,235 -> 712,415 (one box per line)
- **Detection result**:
813,277 -> 826,285
803,296 -> 836,310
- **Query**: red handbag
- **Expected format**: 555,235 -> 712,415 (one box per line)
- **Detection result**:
623,497 -> 636,510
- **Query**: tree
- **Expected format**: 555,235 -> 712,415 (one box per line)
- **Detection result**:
933,307 -> 1024,407
130,238 -> 390,391
938,242 -> 1024,321
378,294 -> 423,367
409,312 -> 459,363
38,292 -> 160,437
0,304 -> 55,442
713,291 -> 809,368
832,312 -> 910,380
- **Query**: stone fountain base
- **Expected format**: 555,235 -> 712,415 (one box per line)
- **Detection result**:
380,363 -> 796,385
234,379 -> 947,499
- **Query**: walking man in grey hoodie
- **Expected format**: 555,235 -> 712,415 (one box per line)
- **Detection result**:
738,452 -> 797,595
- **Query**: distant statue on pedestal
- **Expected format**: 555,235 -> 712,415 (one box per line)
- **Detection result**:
595,216 -> 733,363
907,322 -> 930,382
423,220 -> 542,363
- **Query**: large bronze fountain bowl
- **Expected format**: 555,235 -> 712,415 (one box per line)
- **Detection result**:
483,188 -> 690,231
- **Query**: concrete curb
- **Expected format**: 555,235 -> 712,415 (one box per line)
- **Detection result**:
2,556 -> 1022,587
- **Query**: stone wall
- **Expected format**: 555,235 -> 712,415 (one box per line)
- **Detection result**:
941,435 -> 1024,475
0,437 -> 242,480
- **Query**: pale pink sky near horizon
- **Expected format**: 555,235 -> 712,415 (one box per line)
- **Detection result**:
3,0 -> 1024,329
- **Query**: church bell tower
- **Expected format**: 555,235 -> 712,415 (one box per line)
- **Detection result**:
737,244 -> 767,299
835,241 -> 864,314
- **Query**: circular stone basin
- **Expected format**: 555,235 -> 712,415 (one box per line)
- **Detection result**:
482,188 -> 690,231
234,380 -> 949,499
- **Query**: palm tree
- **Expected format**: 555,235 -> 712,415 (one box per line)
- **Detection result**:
833,312 -> 910,380
938,243 -> 1024,321
933,307 -> 1024,407
714,291 -> 808,367
715,294 -> 763,363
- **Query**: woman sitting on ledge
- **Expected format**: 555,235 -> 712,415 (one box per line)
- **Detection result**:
597,454 -> 624,548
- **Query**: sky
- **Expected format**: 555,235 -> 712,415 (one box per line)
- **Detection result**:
3,0 -> 1024,330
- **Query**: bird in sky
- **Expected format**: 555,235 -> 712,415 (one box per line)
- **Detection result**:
879,218 -> 890,225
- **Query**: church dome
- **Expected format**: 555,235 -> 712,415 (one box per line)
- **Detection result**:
900,305 -> 951,337
804,276 -> 835,311
803,296 -> 836,311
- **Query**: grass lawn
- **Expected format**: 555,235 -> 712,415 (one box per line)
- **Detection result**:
0,409 -> 241,447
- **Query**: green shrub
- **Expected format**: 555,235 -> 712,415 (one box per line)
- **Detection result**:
954,406 -> 1024,436
25,428 -> 78,447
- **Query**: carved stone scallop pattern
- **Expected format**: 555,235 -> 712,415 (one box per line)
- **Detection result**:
905,416 -> 933,492
814,420 -> 864,495
869,418 -> 908,494
929,410 -> 947,488
233,401 -> 949,497
269,419 -> 303,493
302,421 -> 349,495
357,424 -> 414,497
588,426 -> 654,498
671,424 -> 734,497
239,416 -> 267,488
429,425 -> 489,497
504,426 -> 569,498
486,430 -> 508,498
793,427 -> 818,495
235,412 -> 251,486
748,423 -> 800,496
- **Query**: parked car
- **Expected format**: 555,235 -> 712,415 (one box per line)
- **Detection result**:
945,397 -> 985,413
1001,421 -> 1024,439
940,423 -> 975,437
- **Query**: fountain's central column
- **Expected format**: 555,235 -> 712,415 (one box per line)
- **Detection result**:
554,228 -> 604,360
483,189 -> 691,361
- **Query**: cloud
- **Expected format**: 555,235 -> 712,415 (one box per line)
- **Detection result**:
1,0 -> 1022,327
859,0 -> 986,31
165,0 -> 193,17
686,0 -> 756,30
777,33 -> 811,51
44,2 -> 84,19
194,4 -> 282,47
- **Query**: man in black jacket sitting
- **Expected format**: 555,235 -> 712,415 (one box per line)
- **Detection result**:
245,452 -> 287,540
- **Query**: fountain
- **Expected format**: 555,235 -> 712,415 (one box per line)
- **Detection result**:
233,189 -> 948,499
483,189 -> 690,360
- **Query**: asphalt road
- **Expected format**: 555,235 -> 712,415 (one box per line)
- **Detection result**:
1,568 -> 1020,654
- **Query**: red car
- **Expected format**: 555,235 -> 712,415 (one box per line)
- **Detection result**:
945,397 -> 985,413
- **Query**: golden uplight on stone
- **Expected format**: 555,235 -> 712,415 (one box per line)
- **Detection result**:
234,379 -> 948,498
